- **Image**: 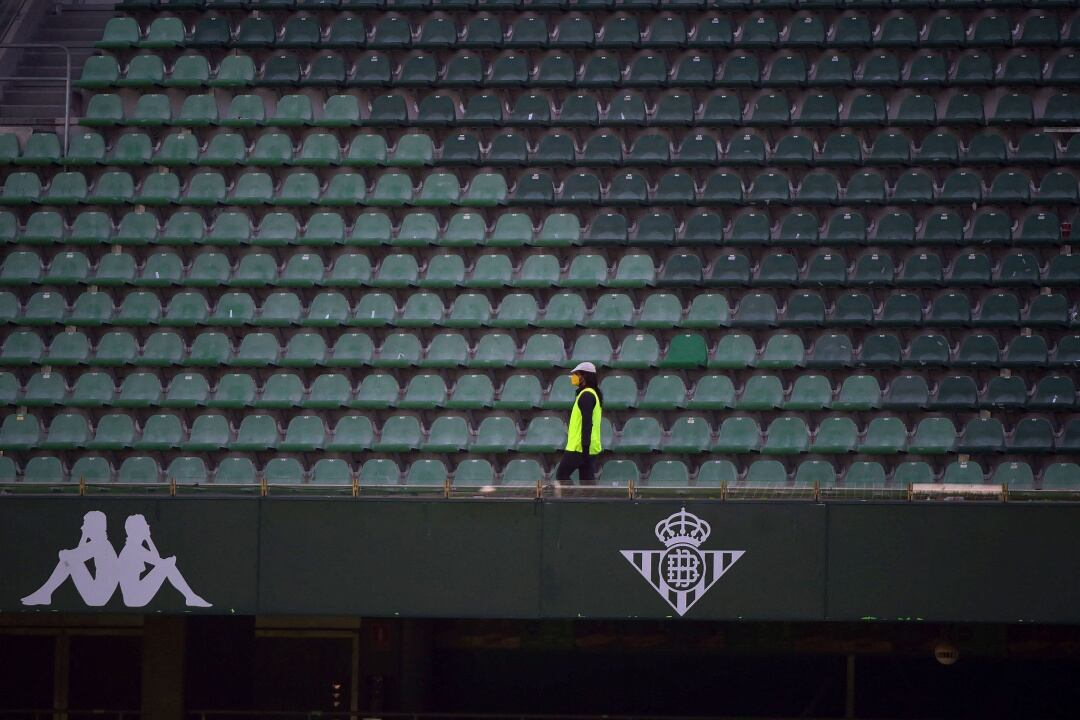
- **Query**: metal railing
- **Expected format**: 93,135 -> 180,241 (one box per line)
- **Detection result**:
0,43 -> 72,152
4,476 -> 1079,503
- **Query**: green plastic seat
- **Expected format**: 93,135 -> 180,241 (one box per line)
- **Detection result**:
519,416 -> 567,453
20,133 -> 61,165
501,458 -> 544,486
76,54 -> 121,89
88,415 -> 137,452
66,456 -> 111,484
86,171 -> 134,205
114,372 -> 163,407
119,54 -> 166,87
278,415 -> 327,452
352,293 -> 395,325
372,254 -> 419,288
663,416 -> 713,454
682,375 -> 733,410
99,17 -> 140,48
230,414 -> 278,451
421,416 -> 469,453
66,371 -> 113,407
440,374 -> 493,410
312,95 -> 358,128
115,455 -> 163,483
908,417 -> 956,454
369,173 -> 413,205
1042,464 -> 1080,491
713,416 -> 760,453
374,332 -> 422,367
614,417 -> 661,453
24,371 -> 68,407
811,416 -> 857,454
163,372 -> 210,409
230,332 -> 279,366
350,458 -> 396,487
22,455 -> 68,485
254,372 -> 304,409
347,213 -> 391,246
372,415 -> 421,453
470,333 -> 516,367
390,135 -> 435,167
347,373 -> 397,410
421,332 -> 469,368
133,413 -> 184,451
165,54 -> 211,88
592,374 -> 634,411
300,373 -> 350,410
263,458 -> 305,487
634,294 -> 681,329
81,94 -> 124,127
491,375 -> 540,411
762,416 -> 810,455
209,457 -> 257,488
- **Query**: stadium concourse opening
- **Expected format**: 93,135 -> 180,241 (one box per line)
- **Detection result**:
4,617 -> 1080,719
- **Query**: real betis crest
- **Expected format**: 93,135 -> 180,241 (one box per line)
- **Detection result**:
621,508 -> 744,617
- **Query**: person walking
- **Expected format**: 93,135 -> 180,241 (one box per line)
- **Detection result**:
555,361 -> 604,487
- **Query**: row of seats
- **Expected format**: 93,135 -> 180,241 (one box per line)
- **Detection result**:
5,248 -> 1078,288
80,89 -> 1080,127
5,369 -> 1078,411
113,0 -> 1079,11
2,209 -> 1066,246
6,454 -> 1076,491
11,128 -> 1080,168
76,48 -> 1080,90
99,12 -> 1080,52
5,410 -> 1080,454
5,167 -> 1078,206
4,328 -> 1080,368
4,289 -> 1076,329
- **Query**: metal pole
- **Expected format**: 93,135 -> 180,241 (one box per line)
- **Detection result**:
62,45 -> 70,155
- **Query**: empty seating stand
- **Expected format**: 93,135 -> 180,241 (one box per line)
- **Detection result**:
0,0 -> 1078,496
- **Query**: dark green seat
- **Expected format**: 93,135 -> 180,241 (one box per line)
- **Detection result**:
907,417 -> 956,454
306,459 -> 352,487
713,416 -> 760,453
857,416 -> 906,455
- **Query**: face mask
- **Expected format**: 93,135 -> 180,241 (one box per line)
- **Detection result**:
570,374 -> 581,386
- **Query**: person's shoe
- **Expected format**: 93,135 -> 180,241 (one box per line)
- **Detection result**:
21,591 -> 51,606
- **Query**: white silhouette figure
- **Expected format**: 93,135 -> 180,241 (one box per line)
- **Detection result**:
117,514 -> 210,608
21,511 -> 211,608
22,510 -> 119,607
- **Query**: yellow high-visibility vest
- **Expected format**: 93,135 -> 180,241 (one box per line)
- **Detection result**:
565,387 -> 602,455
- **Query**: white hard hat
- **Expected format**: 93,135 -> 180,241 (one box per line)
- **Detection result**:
571,362 -> 597,374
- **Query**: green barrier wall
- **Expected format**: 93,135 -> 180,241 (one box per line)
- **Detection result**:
1,498 -> 1077,622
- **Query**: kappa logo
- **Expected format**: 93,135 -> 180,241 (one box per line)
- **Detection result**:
21,511 -> 210,609
621,508 -> 744,617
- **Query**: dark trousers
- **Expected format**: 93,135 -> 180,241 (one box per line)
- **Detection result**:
555,451 -> 596,485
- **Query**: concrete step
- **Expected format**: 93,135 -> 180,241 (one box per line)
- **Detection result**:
36,29 -> 106,42
11,67 -> 79,81
51,8 -> 117,19
0,1 -> 111,126
0,106 -> 66,121
18,48 -> 91,62
3,90 -> 70,106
